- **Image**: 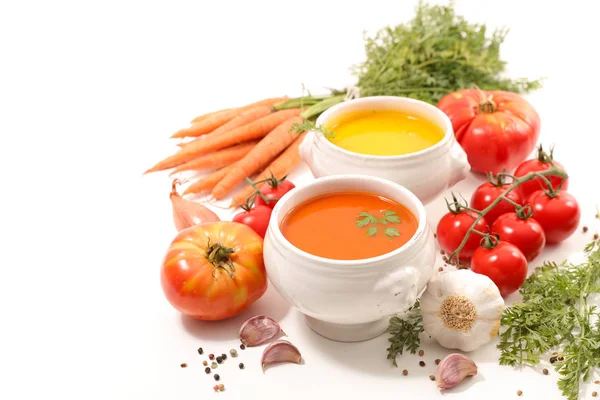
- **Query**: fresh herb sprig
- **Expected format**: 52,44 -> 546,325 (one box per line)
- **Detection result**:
387,300 -> 424,367
356,210 -> 401,237
498,240 -> 600,400
289,120 -> 335,139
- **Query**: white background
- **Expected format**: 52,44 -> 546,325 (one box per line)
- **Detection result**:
1,0 -> 600,399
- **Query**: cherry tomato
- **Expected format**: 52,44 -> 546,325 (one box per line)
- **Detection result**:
471,241 -> 528,297
526,190 -> 581,244
255,179 -> 295,209
436,210 -> 489,261
233,205 -> 273,238
514,145 -> 568,198
491,212 -> 546,261
470,181 -> 524,225
437,89 -> 540,174
160,221 -> 267,320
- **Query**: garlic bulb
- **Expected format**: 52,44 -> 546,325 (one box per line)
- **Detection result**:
420,269 -> 505,352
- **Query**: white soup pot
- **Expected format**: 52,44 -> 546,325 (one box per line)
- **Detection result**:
263,174 -> 436,342
298,96 -> 470,205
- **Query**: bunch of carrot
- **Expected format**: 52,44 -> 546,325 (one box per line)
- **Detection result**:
144,96 -> 308,208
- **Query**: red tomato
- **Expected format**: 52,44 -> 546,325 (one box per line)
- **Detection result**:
437,89 -> 541,174
436,210 -> 489,261
160,221 -> 267,320
526,190 -> 581,244
255,179 -> 295,209
471,241 -> 528,297
491,213 -> 546,261
514,147 -> 569,198
233,205 -> 273,238
470,182 -> 524,225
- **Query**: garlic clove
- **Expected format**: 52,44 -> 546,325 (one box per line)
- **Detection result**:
260,340 -> 302,372
239,315 -> 283,347
437,353 -> 478,389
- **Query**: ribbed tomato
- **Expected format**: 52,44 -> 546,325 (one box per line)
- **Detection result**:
160,221 -> 267,320
437,89 -> 541,174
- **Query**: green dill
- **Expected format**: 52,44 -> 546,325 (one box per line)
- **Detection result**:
352,1 -> 542,104
387,300 -> 423,367
289,120 -> 335,139
498,239 -> 600,400
355,210 -> 402,237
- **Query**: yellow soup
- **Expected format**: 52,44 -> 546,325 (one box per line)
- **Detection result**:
325,109 -> 444,156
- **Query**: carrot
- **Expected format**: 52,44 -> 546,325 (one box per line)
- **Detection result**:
171,108 -> 240,139
182,164 -> 237,196
230,131 -> 307,207
144,108 -> 302,174
189,108 -> 234,124
189,97 -> 288,124
170,140 -> 259,175
179,106 -> 273,151
211,116 -> 303,200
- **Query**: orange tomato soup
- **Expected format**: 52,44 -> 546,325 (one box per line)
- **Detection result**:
280,191 -> 418,260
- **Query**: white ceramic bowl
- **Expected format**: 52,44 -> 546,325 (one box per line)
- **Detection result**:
299,96 -> 470,205
263,174 -> 436,342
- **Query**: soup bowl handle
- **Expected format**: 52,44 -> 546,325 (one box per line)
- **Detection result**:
298,130 -> 317,167
447,141 -> 470,187
373,266 -> 420,315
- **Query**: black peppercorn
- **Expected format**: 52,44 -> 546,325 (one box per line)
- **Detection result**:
240,343 -> 246,350
239,363 -> 244,369
550,356 -> 557,364
205,367 -> 211,374
197,347 -> 203,355
214,374 -> 220,381
221,353 -> 227,360
216,356 -> 223,364
419,361 -> 426,367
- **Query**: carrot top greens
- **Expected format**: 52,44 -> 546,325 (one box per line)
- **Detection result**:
275,1 -> 542,119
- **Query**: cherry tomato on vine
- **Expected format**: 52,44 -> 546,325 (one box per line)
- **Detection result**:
233,205 -> 273,239
471,240 -> 528,297
436,210 -> 489,261
526,190 -> 581,244
470,179 -> 524,225
514,145 -> 568,198
491,212 -> 546,262
255,177 -> 295,209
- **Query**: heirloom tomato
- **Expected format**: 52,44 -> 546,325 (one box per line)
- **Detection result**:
437,89 -> 540,174
160,221 -> 267,320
